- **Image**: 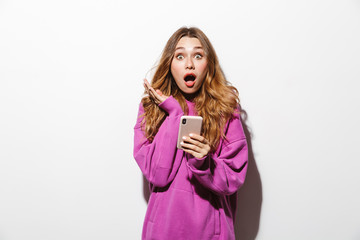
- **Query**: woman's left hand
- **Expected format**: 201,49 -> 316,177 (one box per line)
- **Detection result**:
181,133 -> 211,159
143,78 -> 168,105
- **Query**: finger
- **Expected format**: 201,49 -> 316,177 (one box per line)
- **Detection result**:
149,91 -> 160,104
143,81 -> 148,90
182,148 -> 201,159
144,78 -> 151,87
188,133 -> 208,144
143,79 -> 168,104
181,143 -> 199,154
143,79 -> 151,94
180,141 -> 204,154
148,92 -> 155,102
145,82 -> 160,99
144,80 -> 161,102
150,89 -> 162,103
144,79 -> 149,89
183,136 -> 211,154
144,79 -> 158,95
155,89 -> 163,96
182,136 -> 204,148
182,146 -> 206,159
150,88 -> 160,98
144,80 -> 155,94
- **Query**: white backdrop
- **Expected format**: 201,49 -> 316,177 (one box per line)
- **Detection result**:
1,0 -> 359,239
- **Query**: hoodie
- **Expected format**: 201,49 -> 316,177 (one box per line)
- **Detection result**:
133,96 -> 248,240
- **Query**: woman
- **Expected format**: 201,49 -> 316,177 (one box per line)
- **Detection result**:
133,27 -> 248,240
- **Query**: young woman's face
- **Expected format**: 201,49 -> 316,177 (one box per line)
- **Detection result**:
171,37 -> 208,97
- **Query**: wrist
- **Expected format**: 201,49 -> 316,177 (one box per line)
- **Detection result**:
187,154 -> 208,169
159,96 -> 183,116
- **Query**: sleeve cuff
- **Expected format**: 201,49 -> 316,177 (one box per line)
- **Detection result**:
187,154 -> 208,169
158,96 -> 183,116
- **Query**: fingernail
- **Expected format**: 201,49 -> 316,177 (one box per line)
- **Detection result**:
189,134 -> 193,137
182,136 -> 186,140
180,142 -> 184,145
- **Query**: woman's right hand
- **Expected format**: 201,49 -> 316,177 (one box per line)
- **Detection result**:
143,78 -> 169,105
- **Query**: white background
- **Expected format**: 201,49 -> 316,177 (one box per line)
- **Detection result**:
1,0 -> 360,239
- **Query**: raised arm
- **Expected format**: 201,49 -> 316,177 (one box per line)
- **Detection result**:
133,96 -> 184,188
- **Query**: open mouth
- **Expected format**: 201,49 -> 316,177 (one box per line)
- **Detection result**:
184,73 -> 196,87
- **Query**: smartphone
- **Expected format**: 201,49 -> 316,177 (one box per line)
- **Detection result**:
177,116 -> 203,149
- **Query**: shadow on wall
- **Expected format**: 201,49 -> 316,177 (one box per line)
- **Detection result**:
235,109 -> 263,240
142,108 -> 263,239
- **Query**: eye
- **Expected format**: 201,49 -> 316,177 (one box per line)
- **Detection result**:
194,54 -> 203,59
176,54 -> 184,60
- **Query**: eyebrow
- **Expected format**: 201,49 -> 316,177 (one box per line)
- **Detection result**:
175,46 -> 204,50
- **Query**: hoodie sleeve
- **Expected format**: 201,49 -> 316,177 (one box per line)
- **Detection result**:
185,110 -> 248,196
133,96 -> 184,188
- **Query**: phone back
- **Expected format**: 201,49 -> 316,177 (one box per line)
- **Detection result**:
177,116 -> 203,149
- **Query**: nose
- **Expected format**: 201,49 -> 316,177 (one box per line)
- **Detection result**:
185,58 -> 194,70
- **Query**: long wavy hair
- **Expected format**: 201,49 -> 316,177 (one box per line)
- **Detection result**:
141,27 -> 240,151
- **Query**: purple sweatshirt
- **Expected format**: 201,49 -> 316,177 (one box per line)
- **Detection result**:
133,96 -> 248,240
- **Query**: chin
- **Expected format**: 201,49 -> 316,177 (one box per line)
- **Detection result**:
181,88 -> 196,94
180,87 -> 201,96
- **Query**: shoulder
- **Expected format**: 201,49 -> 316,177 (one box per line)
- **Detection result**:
224,105 -> 246,142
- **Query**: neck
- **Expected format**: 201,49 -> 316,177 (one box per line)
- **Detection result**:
181,91 -> 199,102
